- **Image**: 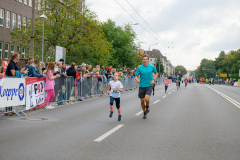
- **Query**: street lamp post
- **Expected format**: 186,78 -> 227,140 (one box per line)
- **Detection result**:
149,43 -> 158,51
40,14 -> 47,62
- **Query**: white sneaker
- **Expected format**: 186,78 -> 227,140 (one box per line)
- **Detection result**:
46,106 -> 52,109
49,104 -> 55,109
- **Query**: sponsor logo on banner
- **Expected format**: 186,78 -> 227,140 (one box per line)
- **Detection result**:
0,78 -> 26,107
26,77 -> 46,110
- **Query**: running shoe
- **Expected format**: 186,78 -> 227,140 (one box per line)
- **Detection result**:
118,115 -> 122,121
146,105 -> 150,113
143,112 -> 147,119
109,111 -> 113,118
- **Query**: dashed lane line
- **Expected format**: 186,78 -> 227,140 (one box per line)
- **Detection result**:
168,92 -> 171,94
162,95 -> 167,98
153,100 -> 160,104
206,86 -> 240,109
94,125 -> 124,142
135,110 -> 143,116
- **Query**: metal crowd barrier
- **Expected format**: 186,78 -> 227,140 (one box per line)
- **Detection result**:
0,76 -> 165,116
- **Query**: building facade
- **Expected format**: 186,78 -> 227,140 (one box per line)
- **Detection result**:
0,0 -> 85,63
0,0 -> 43,62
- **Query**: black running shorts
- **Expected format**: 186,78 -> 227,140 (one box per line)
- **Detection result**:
138,87 -> 153,99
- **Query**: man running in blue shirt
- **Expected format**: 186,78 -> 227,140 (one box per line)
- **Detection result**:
135,55 -> 158,119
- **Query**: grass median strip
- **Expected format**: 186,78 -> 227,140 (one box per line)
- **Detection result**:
94,125 -> 124,142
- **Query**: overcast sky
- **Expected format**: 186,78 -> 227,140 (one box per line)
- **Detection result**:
87,0 -> 240,70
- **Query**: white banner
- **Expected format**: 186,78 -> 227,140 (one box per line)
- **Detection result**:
26,77 -> 46,110
0,78 -> 25,108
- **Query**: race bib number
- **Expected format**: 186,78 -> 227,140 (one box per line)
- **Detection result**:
111,88 -> 120,94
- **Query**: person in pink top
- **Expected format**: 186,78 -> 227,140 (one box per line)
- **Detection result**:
164,77 -> 169,93
45,62 -> 60,109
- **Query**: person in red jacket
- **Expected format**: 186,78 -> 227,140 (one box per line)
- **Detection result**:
184,77 -> 189,88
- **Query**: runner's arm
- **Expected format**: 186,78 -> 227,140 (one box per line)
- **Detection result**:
106,85 -> 111,94
135,74 -> 140,83
151,72 -> 158,84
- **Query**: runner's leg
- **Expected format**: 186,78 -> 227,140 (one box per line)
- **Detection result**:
140,98 -> 146,112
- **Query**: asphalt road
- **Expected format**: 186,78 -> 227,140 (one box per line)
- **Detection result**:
1,83 -> 240,160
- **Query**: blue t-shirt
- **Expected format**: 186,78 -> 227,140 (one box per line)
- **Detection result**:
136,64 -> 157,87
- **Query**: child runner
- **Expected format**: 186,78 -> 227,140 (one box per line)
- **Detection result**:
106,72 -> 123,121
164,77 -> 169,93
184,77 -> 189,88
45,62 -> 60,109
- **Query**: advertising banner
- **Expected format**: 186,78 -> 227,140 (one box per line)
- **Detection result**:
0,78 -> 25,108
26,77 -> 46,110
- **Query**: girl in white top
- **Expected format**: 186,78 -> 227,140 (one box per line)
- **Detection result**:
106,72 -> 123,121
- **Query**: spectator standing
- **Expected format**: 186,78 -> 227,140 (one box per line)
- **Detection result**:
55,61 -> 62,75
25,57 -> 34,71
28,59 -> 43,77
66,63 -> 76,78
45,62 -> 61,109
6,52 -> 28,77
43,62 -> 49,75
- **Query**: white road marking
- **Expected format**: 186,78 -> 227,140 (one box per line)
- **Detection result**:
162,95 -> 167,98
135,110 -> 143,116
207,86 -> 240,109
153,100 -> 160,104
172,90 -> 175,92
168,92 -> 171,94
94,125 -> 124,142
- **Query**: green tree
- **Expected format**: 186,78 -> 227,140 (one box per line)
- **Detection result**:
102,19 -> 139,68
11,0 -> 113,65
175,65 -> 187,77
155,56 -> 164,74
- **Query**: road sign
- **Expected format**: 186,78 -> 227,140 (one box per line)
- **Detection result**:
55,46 -> 66,62
220,74 -> 227,77
229,74 -> 231,77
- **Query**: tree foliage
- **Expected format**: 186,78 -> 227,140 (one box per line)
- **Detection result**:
11,0 -> 113,66
175,65 -> 187,77
102,19 -> 139,68
194,49 -> 240,79
155,56 -> 164,74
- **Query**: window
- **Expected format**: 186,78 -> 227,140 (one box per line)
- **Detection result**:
11,44 -> 15,53
12,13 -> 16,29
19,0 -> 23,3
18,15 -> 21,29
29,0 -> 32,7
24,0 -> 27,5
6,11 -> 10,28
0,9 -> 4,27
0,42 -> 2,59
5,43 -> 9,59
22,48 -> 25,58
28,18 -> 31,30
23,17 -> 26,29
17,45 -> 20,53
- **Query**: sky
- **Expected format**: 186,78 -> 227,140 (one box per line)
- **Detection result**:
87,0 -> 240,70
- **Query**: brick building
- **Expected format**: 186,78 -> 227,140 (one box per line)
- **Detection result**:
0,0 -> 43,63
0,0 -> 85,63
